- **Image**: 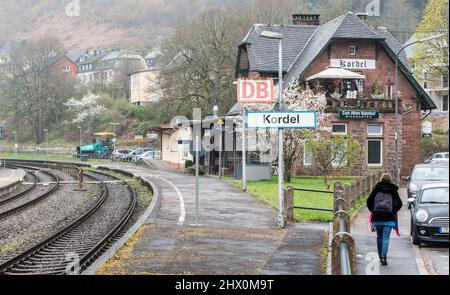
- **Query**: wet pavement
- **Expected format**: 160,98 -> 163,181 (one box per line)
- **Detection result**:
352,186 -> 449,275
96,163 -> 327,275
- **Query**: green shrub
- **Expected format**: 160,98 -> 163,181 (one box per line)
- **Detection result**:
185,165 -> 205,176
421,136 -> 449,161
185,160 -> 194,168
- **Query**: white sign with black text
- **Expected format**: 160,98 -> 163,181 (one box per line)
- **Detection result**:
331,59 -> 376,70
246,111 -> 317,129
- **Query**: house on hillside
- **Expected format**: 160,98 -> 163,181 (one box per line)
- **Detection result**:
145,51 -> 162,69
232,11 -> 436,178
405,34 -> 449,113
129,69 -> 162,105
77,50 -> 148,86
0,40 -> 26,78
51,55 -> 78,78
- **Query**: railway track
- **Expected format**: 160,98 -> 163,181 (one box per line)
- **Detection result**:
0,161 -> 137,275
0,171 -> 38,206
0,169 -> 60,219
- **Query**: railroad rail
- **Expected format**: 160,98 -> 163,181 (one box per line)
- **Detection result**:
0,169 -> 60,219
0,160 -> 137,275
0,171 -> 38,206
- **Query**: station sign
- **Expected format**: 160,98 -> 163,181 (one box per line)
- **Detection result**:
246,111 -> 316,129
330,59 -> 376,70
237,78 -> 274,103
339,110 -> 379,120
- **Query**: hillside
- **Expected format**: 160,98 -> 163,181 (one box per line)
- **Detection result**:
0,0 -> 429,51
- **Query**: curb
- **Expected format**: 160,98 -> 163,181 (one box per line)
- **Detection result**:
82,169 -> 160,275
326,222 -> 333,275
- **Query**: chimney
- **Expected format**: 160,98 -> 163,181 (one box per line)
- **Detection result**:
356,12 -> 369,23
292,14 -> 320,26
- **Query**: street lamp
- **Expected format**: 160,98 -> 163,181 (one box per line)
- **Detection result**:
12,131 -> 17,157
110,123 -> 120,152
394,34 -> 445,185
261,30 -> 285,228
77,126 -> 82,162
43,129 -> 48,161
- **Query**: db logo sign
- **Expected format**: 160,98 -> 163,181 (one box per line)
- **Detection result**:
237,78 -> 274,103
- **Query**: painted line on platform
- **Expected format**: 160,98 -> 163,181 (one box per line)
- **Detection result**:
155,176 -> 186,226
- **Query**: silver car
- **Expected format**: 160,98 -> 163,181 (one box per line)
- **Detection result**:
407,164 -> 449,201
424,152 -> 449,164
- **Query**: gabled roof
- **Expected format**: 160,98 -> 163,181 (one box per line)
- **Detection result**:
239,24 -> 317,73
236,11 -> 436,110
285,12 -> 385,85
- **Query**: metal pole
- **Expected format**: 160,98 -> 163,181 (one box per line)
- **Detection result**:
195,135 -> 200,225
242,116 -> 246,192
14,132 -> 17,158
277,38 -> 285,228
46,131 -> 48,160
78,127 -> 82,162
394,55 -> 400,185
219,126 -> 223,179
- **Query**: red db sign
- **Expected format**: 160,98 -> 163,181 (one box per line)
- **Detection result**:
237,78 -> 274,103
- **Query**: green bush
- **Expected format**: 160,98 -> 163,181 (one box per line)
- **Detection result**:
185,160 -> 194,168
185,165 -> 205,176
421,136 -> 449,161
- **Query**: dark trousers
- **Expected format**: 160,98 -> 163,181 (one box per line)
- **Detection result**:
375,225 -> 393,258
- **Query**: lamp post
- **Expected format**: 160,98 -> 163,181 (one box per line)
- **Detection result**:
78,126 -> 82,162
394,34 -> 444,185
44,129 -> 48,161
261,30 -> 285,228
13,131 -> 17,157
110,123 -> 120,152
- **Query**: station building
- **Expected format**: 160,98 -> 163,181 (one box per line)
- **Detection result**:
233,12 -> 436,178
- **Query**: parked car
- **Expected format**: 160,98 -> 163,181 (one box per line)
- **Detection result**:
135,150 -> 161,164
430,158 -> 449,165
408,183 -> 449,245
424,152 -> 449,164
125,148 -> 154,162
111,149 -> 132,162
407,164 -> 449,201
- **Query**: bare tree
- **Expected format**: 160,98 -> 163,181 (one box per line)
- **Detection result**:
0,37 -> 75,144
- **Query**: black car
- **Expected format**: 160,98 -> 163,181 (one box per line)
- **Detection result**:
408,183 -> 449,245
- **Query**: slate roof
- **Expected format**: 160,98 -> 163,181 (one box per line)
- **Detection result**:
240,24 -> 317,73
236,11 -> 436,110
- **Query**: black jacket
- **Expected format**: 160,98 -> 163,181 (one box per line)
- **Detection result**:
367,182 -> 403,222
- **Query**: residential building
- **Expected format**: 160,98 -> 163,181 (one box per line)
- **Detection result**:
233,11 -> 436,178
51,55 -> 78,78
0,40 -> 25,78
405,34 -> 449,113
145,51 -> 162,69
77,50 -> 148,86
129,69 -> 162,105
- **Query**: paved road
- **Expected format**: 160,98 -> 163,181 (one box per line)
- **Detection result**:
96,162 -> 327,275
352,185 -> 449,275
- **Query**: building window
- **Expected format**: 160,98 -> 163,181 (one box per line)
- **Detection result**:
443,95 -> 449,112
367,139 -> 383,166
303,142 -> 313,166
367,124 -> 383,137
443,73 -> 449,88
349,46 -> 357,56
332,123 -> 347,135
63,66 -> 70,72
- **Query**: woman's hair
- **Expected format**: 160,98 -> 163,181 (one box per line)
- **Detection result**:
380,173 -> 392,183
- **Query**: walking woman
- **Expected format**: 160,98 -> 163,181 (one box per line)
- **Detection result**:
367,173 -> 403,265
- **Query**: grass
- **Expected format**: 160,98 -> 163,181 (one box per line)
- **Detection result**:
2,152 -> 132,166
230,176 -> 358,222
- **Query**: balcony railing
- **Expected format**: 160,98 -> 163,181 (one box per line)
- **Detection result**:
325,98 -> 401,113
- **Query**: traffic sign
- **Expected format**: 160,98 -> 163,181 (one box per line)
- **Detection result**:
237,78 -> 274,103
246,111 -> 316,129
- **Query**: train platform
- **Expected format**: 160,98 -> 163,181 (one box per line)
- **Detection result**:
0,168 -> 26,189
95,165 -> 328,275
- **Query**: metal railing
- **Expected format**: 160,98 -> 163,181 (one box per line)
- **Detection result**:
325,98 -> 401,113
283,171 -> 383,275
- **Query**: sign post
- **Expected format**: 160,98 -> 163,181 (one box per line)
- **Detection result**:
195,135 -> 200,225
